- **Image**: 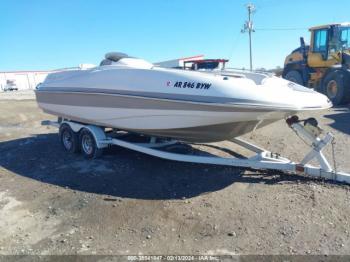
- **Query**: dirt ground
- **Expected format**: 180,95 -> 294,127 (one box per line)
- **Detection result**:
0,91 -> 350,257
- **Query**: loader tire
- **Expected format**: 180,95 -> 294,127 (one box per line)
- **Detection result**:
322,71 -> 349,106
285,70 -> 303,86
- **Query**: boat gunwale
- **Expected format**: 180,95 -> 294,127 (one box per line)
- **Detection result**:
35,89 -> 327,112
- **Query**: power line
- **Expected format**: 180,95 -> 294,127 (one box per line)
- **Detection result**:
228,31 -> 241,62
255,27 -> 308,31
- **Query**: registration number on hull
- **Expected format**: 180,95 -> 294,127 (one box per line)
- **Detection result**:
167,81 -> 211,90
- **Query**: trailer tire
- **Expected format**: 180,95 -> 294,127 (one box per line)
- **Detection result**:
285,70 -> 303,86
59,123 -> 80,153
79,128 -> 103,159
322,71 -> 347,106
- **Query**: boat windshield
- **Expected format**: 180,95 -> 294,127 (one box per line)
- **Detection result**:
194,61 -> 219,70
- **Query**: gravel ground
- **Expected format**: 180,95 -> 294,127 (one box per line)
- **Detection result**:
0,93 -> 350,257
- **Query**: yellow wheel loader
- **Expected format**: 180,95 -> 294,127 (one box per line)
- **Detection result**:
283,23 -> 350,105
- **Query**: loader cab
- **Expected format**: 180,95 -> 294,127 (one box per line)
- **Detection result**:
339,27 -> 350,50
283,23 -> 350,105
308,24 -> 350,67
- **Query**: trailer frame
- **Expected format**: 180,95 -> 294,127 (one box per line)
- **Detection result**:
42,118 -> 350,185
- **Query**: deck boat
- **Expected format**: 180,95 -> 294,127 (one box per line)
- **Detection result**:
35,52 -> 332,142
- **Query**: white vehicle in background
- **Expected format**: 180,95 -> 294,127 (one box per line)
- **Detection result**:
1,80 -> 18,92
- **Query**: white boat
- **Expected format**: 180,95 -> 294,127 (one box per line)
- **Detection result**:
35,52 -> 331,142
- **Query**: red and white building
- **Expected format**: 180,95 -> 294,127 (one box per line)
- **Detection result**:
154,55 -> 204,68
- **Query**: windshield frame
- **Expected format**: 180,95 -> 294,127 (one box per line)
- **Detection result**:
339,27 -> 350,50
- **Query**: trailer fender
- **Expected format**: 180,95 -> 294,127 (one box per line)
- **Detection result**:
84,125 -> 108,149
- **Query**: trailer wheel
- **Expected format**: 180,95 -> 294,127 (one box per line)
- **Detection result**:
59,123 -> 80,153
285,70 -> 303,85
323,71 -> 346,106
79,128 -> 103,159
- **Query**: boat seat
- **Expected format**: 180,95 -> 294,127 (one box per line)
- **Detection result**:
100,52 -> 130,66
105,52 -> 129,61
100,59 -> 113,66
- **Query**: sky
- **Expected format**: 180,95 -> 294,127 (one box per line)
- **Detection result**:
1,0 -> 350,71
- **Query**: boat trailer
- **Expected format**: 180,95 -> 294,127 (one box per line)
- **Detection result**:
42,116 -> 350,185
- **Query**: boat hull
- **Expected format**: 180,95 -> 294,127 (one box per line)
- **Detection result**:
35,58 -> 331,142
36,90 -> 293,142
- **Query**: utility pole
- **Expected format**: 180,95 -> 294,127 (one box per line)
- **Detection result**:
241,3 -> 255,71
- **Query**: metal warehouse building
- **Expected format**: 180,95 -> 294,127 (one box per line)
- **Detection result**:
0,56 -> 205,91
0,70 -> 51,91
